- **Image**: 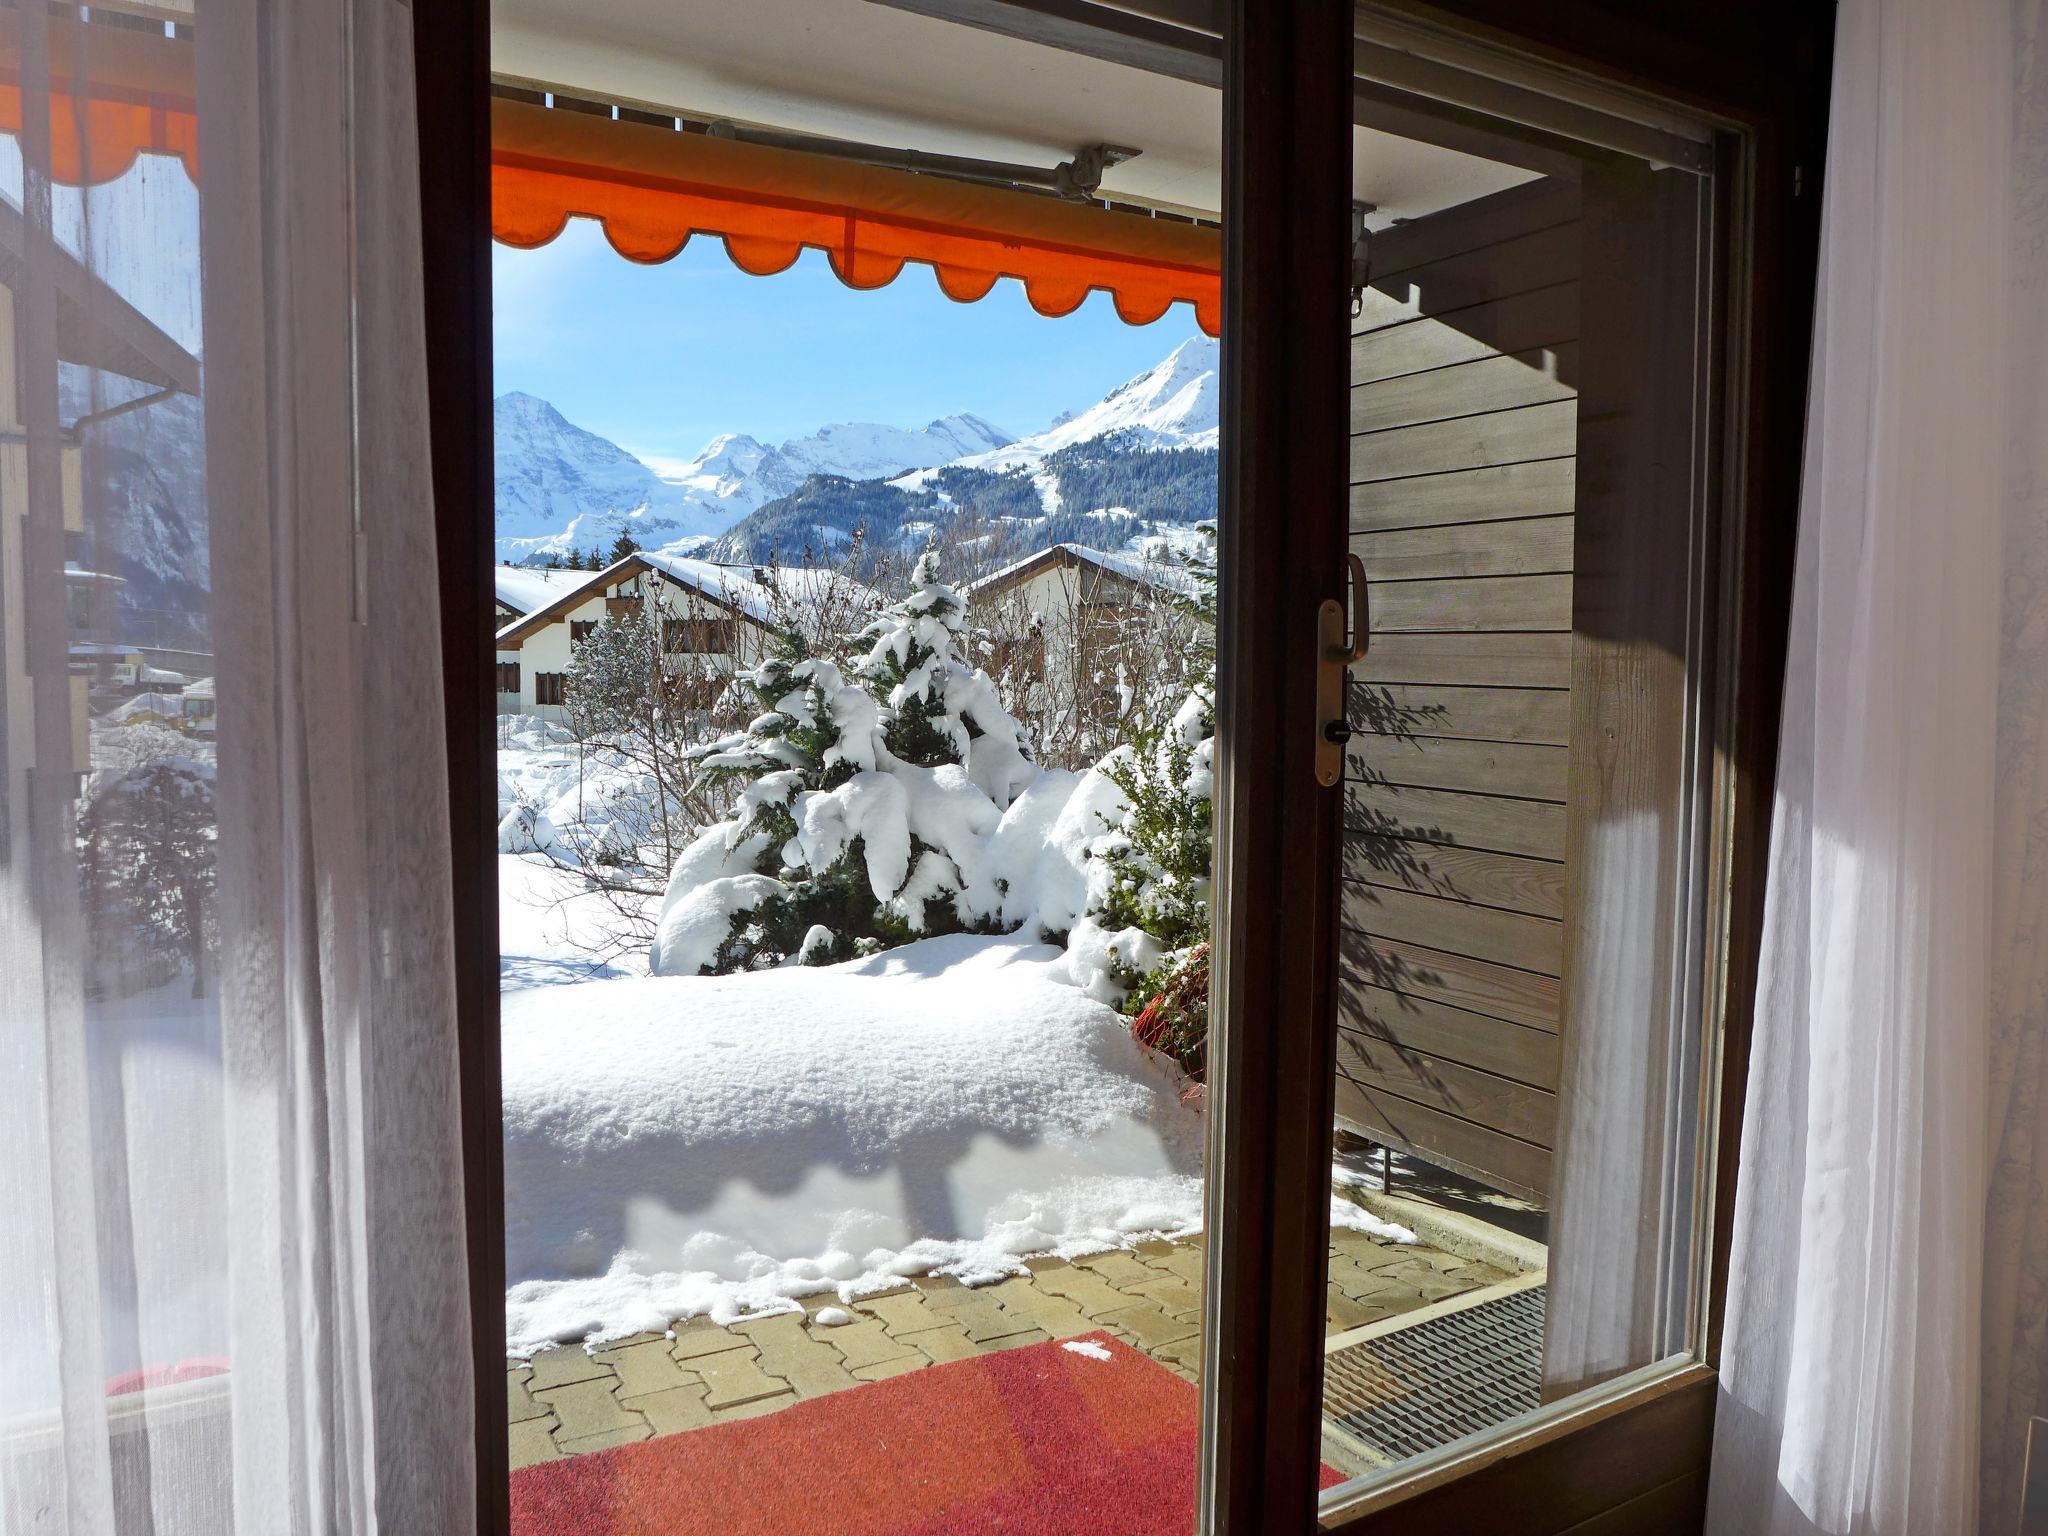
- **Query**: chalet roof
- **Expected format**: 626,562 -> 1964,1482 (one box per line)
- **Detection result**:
964,542 -> 1203,604
493,563 -> 583,617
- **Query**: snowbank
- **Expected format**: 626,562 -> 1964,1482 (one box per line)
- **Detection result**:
502,934 -> 1205,1352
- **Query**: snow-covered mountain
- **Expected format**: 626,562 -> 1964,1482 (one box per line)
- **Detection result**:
715,336 -> 1221,565
495,334 -> 1218,568
948,335 -> 1218,473
494,394 -> 1014,564
493,392 -> 732,565
665,413 -> 1012,518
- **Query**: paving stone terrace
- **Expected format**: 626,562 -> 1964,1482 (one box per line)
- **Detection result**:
508,1224 -> 1516,1469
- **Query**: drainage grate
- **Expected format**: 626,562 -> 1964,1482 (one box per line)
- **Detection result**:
1323,1283 -> 1546,1463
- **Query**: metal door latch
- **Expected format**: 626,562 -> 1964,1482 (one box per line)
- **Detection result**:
1315,553 -> 1370,787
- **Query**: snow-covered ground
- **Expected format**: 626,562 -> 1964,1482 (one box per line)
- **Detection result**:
501,935 -> 1204,1353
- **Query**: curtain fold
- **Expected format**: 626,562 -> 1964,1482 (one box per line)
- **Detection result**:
0,0 -> 473,1530
1707,0 -> 2048,1531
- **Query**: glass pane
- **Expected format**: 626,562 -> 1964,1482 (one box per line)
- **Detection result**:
0,13 -> 224,1525
1320,65 -> 1717,1497
489,8 -> 1225,1524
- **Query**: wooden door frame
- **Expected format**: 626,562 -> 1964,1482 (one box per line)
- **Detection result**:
413,3 -> 1830,1533
1200,1 -> 1354,1531
411,0 -> 503,1529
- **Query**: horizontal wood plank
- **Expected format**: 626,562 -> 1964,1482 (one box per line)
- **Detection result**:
1338,931 -> 1561,1031
1370,573 -> 1573,634
1351,346 -> 1578,434
1352,282 -> 1580,385
1350,734 -> 1568,800
1347,780 -> 1569,860
1357,178 -> 1579,292
1352,398 -> 1577,482
1334,1076 -> 1552,1201
1342,882 -> 1563,977
1351,631 -> 1573,688
1349,680 -> 1569,745
1338,982 -> 1561,1089
1353,514 -> 1574,581
1334,1029 -> 1558,1146
1363,223 -> 1583,328
1351,456 -> 1578,533
1343,835 -> 1566,920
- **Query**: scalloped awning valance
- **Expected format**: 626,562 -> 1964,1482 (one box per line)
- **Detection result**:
489,97 -> 1220,335
0,17 -> 198,187
0,32 -> 1219,337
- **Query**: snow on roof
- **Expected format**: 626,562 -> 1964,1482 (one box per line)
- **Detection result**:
106,692 -> 184,720
494,564 -> 583,615
964,542 -> 1203,601
497,551 -> 881,645
636,551 -> 881,625
184,677 -> 215,698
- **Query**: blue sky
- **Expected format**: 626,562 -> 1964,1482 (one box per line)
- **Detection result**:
492,218 -> 1202,474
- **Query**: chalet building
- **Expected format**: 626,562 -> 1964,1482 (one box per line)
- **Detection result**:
493,551 -> 814,721
492,563 -> 583,630
964,541 -> 1206,637
964,543 -> 1208,754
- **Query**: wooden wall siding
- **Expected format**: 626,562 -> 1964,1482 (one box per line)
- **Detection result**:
1336,177 -> 1580,1203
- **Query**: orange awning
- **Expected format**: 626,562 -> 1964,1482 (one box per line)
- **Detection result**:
0,17 -> 198,187
492,97 -> 1220,335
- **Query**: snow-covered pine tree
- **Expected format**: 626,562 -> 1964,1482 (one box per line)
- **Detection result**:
651,553 -> 1040,975
1071,531 -> 1217,1071
854,551 -> 1036,806
77,757 -> 219,998
663,628 -> 907,973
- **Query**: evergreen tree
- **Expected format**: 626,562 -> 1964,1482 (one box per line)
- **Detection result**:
607,531 -> 641,564
77,758 -> 219,998
1084,530 -> 1217,1071
853,551 -> 1034,800
655,553 -> 1034,974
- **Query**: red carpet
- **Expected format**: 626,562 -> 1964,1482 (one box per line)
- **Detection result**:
511,1330 -> 1341,1534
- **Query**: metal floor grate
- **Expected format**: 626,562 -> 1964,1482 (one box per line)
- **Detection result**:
1323,1282 -> 1546,1463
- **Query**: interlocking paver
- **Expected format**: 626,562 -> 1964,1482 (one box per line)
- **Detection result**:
852,1287 -> 951,1337
985,1276 -> 1095,1339
733,1312 -> 860,1396
852,1354 -> 929,1383
524,1347 -> 614,1392
983,1327 -> 1052,1352
1025,1260 -> 1135,1317
508,1417 -> 560,1471
813,1317 -> 916,1370
1096,1300 -> 1200,1352
909,1323 -> 980,1364
695,1347 -> 792,1410
670,1318 -> 757,1361
537,1377 -> 644,1443
1137,1243 -> 1206,1288
597,1339 -> 698,1399
559,1424 -> 651,1456
508,1367 -> 550,1424
1127,1274 -> 1202,1316
630,1383 -> 714,1436
915,1279 -> 1040,1343
1071,1249 -> 1157,1286
711,1391 -> 797,1423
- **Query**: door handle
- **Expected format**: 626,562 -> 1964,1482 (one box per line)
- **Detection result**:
1315,554 -> 1371,787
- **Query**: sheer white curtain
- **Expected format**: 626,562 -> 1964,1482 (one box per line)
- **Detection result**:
0,1 -> 474,1530
1706,0 -> 2048,1531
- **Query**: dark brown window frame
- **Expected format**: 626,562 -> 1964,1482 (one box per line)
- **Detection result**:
413,3 -> 1829,1531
